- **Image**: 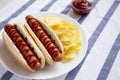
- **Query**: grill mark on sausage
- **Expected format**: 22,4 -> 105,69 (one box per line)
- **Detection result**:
4,24 -> 41,70
26,15 -> 62,61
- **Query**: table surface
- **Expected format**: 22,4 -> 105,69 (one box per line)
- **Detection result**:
0,0 -> 120,80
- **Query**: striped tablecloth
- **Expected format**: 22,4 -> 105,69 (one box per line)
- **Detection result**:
0,0 -> 120,80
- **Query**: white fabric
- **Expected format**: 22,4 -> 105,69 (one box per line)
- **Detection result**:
0,0 -> 120,80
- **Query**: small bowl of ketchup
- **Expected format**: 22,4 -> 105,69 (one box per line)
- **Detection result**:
72,0 -> 93,15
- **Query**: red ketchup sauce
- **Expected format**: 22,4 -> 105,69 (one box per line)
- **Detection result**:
4,24 -> 41,70
72,0 -> 93,14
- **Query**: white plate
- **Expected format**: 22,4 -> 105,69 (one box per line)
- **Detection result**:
0,12 -> 88,79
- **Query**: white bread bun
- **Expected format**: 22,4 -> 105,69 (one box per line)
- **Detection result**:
2,23 -> 45,72
25,17 -> 64,65
16,23 -> 45,68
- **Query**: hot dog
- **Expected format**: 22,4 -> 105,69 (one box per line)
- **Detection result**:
2,23 -> 45,72
25,15 -> 64,64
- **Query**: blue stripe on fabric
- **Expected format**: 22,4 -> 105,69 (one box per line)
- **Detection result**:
40,0 -> 57,11
78,0 -> 100,24
97,33 -> 120,80
61,4 -> 71,14
0,0 -> 36,30
65,0 -> 120,80
1,71 -> 13,80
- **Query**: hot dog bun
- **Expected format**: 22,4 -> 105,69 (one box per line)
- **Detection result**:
25,15 -> 64,64
2,23 -> 45,72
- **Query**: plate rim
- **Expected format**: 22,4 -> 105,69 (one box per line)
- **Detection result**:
0,12 -> 88,79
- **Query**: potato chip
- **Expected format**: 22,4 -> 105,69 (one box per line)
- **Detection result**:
44,16 -> 82,62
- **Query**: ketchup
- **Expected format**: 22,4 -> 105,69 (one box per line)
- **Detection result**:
72,0 -> 93,14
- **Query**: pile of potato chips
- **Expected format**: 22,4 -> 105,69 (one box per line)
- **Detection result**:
43,16 -> 82,62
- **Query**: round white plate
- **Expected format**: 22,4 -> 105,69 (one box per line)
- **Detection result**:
0,12 -> 88,79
